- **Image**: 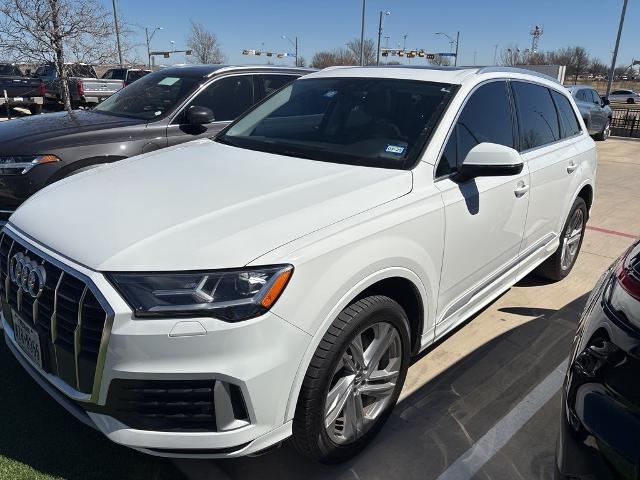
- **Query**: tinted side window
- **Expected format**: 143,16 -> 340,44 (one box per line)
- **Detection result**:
551,91 -> 581,138
186,75 -> 254,122
102,70 -> 113,79
261,75 -> 298,97
591,90 -> 602,104
512,82 -> 560,151
437,81 -> 514,176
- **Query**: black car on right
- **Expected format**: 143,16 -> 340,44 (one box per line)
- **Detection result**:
557,240 -> 640,479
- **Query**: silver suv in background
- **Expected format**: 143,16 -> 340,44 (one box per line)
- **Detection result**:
567,85 -> 612,141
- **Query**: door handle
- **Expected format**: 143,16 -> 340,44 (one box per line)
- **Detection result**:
567,161 -> 578,174
514,182 -> 530,198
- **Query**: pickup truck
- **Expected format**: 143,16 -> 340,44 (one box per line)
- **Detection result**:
0,64 -> 45,115
34,63 -> 123,108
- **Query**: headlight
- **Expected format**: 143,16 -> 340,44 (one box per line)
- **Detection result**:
108,265 -> 293,321
0,155 -> 60,175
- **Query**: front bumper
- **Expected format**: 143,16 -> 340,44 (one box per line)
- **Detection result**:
557,268 -> 640,479
2,229 -> 312,458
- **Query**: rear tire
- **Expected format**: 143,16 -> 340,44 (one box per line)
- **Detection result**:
536,197 -> 588,281
292,295 -> 410,464
627,98 -> 635,104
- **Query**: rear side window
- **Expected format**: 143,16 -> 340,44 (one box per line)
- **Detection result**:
437,81 -> 515,177
512,82 -> 560,151
260,75 -> 298,97
551,91 -> 581,138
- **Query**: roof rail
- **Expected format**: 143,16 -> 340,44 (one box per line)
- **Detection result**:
476,66 -> 560,84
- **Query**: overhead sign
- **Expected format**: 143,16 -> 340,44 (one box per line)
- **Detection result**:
438,52 -> 457,57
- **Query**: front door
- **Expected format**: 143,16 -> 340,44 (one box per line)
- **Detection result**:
166,74 -> 256,146
434,80 -> 530,337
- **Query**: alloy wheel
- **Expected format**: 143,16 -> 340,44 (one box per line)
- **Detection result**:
603,121 -> 610,139
560,208 -> 584,271
324,321 -> 402,445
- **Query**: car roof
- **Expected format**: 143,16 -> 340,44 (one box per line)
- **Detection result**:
304,65 -> 561,87
154,64 -> 315,78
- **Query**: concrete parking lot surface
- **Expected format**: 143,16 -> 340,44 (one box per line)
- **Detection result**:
173,138 -> 640,480
0,138 -> 638,480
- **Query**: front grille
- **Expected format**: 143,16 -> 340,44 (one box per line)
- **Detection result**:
107,379 -> 250,432
0,231 -> 109,395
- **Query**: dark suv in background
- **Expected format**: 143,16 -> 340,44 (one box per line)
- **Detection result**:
0,65 -> 312,223
567,85 -> 612,141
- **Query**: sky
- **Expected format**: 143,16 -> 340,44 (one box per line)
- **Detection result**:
106,0 -> 640,68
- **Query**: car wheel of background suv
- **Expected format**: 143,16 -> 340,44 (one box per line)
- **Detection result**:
594,120 -> 610,141
292,295 -> 410,464
627,98 -> 635,104
536,197 -> 588,281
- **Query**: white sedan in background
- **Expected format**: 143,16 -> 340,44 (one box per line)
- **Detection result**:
608,89 -> 640,104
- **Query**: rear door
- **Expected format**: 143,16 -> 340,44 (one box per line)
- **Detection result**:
166,74 -> 255,146
514,82 -> 582,277
434,80 -> 530,333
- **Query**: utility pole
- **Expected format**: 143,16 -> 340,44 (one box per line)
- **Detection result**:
493,44 -> 498,65
376,11 -> 390,67
359,0 -> 366,66
282,35 -> 298,66
473,51 -> 478,65
607,0 -> 628,99
111,0 -> 123,66
454,31 -> 459,66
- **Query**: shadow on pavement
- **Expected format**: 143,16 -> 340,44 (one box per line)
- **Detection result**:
0,339 -> 186,480
176,292 -> 589,480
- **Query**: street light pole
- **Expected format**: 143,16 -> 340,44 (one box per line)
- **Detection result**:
111,0 -> 123,66
436,31 -> 459,66
146,26 -> 163,70
376,11 -> 390,67
359,0 -> 366,66
606,0 -> 628,99
282,35 -> 299,66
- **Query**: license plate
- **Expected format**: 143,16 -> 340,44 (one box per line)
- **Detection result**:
13,97 -> 23,102
13,313 -> 43,369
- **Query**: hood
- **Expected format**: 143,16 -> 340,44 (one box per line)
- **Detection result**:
0,110 -> 144,152
10,140 -> 412,271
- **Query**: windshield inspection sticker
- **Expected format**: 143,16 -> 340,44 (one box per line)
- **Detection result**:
385,145 -> 405,155
158,77 -> 180,86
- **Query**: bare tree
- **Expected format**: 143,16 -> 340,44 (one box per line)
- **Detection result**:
345,38 -> 376,66
310,48 -> 354,69
0,0 -> 128,110
500,45 -> 527,66
589,59 -> 608,77
186,20 -> 225,64
295,55 -> 306,68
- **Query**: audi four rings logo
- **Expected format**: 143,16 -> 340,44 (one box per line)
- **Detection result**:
9,252 -> 46,299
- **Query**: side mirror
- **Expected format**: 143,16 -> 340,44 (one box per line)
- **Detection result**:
455,143 -> 523,182
601,97 -> 610,106
185,105 -> 214,125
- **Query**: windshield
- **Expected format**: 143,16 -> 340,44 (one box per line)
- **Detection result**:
94,72 -> 200,120
218,77 -> 455,169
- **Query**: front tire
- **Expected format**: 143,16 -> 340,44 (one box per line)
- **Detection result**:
536,197 -> 588,281
292,295 -> 410,464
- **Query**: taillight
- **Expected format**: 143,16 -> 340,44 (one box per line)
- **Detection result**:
616,245 -> 640,301
39,81 -> 46,96
123,81 -> 129,88
77,80 -> 84,96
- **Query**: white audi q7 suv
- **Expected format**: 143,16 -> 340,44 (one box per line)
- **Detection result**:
1,66 -> 596,463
